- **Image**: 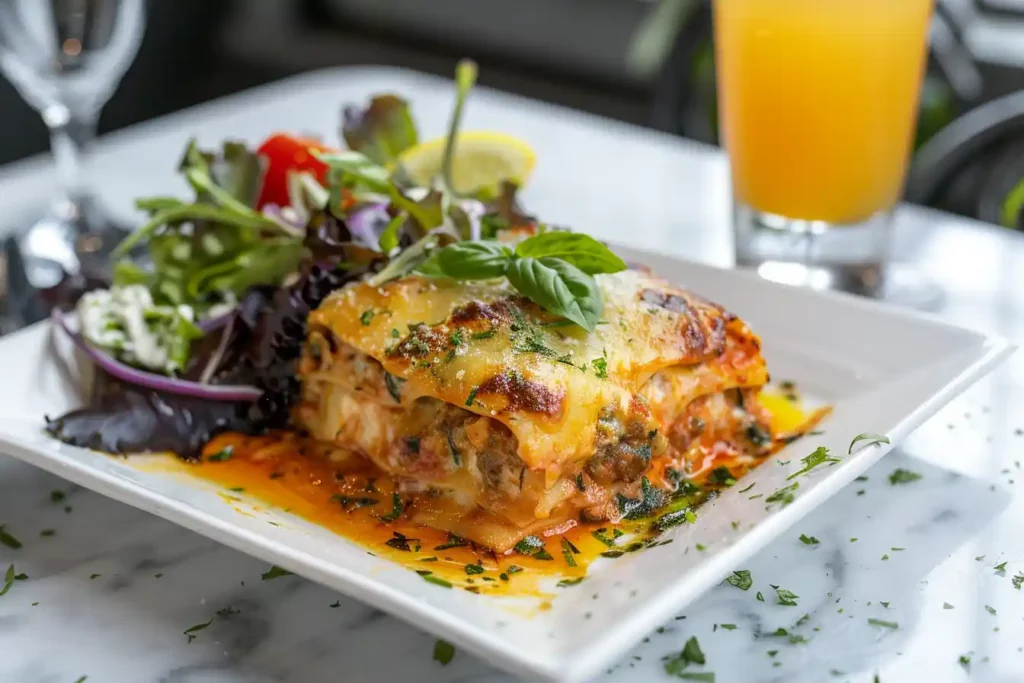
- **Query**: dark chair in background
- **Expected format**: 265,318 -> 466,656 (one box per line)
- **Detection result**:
906,90 -> 1024,228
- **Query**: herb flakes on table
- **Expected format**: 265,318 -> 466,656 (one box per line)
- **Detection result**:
433,639 -> 455,665
725,570 -> 752,591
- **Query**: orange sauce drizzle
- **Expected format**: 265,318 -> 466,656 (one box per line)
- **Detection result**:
172,390 -> 821,595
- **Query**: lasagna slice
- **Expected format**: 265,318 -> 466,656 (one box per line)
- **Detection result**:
295,269 -> 773,552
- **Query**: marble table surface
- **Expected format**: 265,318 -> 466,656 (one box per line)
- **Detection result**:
1,67 -> 1023,683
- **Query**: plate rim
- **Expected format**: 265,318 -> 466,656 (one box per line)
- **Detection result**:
0,248 -> 1013,682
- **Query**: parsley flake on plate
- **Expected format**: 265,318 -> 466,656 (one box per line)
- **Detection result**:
261,565 -> 293,580
888,468 -> 922,485
867,618 -> 899,629
433,639 -> 455,665
664,636 -> 707,676
725,570 -> 752,591
772,585 -> 799,606
799,534 -> 819,545
786,447 -> 839,480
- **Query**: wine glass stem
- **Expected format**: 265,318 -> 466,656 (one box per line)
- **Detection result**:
43,104 -> 98,215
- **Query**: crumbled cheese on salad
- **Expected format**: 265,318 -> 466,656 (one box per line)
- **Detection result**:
77,285 -> 203,374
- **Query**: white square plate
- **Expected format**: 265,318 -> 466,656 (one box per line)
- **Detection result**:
0,246 -> 1010,683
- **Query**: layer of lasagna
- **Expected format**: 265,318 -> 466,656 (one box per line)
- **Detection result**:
295,268 -> 774,552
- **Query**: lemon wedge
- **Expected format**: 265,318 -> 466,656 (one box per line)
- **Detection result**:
397,131 -> 536,195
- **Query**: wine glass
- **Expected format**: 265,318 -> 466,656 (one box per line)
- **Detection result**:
0,0 -> 145,288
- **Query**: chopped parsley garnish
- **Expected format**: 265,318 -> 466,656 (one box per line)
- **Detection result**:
513,536 -> 544,554
329,601 -> 341,608
725,570 -> 752,591
449,329 -> 465,346
995,561 -> 1008,572
433,639 -> 455,665
670,675 -> 715,682
600,550 -> 625,558
40,529 -> 55,538
360,309 -> 375,326
378,492 -> 404,522
615,477 -> 667,520
464,562 -> 484,575
592,529 -> 617,547
533,549 -> 554,561
384,531 -> 416,551
708,467 -> 735,486
49,490 -> 66,503
737,483 -> 755,494
421,574 -> 453,588
943,602 -> 954,609
471,328 -> 495,340
719,624 -> 737,630
592,357 -> 609,379
557,577 -> 586,587
0,527 -> 22,550
89,574 -> 101,580
664,636 -> 707,677
330,494 -> 379,510
888,468 -> 922,485
766,482 -> 799,507
465,386 -> 478,406
652,508 -> 697,532
786,447 -> 839,481
985,605 -> 997,615
848,432 -> 890,454
799,534 -> 819,545
1013,573 -> 1024,590
183,618 -> 214,643
0,564 -> 15,597
215,606 -> 240,618
434,534 -> 469,551
756,591 -> 764,602
261,566 -> 293,580
384,372 -> 404,403
207,447 -> 233,462
867,618 -> 898,629
959,655 -> 971,668
561,538 -> 580,567
444,426 -> 462,466
772,585 -> 799,606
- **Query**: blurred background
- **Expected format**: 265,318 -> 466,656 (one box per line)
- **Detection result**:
2,0 -> 1024,226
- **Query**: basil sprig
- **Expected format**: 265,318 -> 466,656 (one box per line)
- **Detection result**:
417,231 -> 625,331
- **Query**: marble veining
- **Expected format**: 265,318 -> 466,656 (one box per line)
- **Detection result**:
3,374 -> 1024,683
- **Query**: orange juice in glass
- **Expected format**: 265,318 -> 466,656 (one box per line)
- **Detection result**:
715,0 -> 933,296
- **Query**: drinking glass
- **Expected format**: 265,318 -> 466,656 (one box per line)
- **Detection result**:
715,0 -> 935,301
0,0 -> 145,287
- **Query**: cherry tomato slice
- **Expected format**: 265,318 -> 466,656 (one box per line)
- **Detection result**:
255,133 -> 334,209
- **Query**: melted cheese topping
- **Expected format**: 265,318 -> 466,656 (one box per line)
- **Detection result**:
306,269 -> 767,474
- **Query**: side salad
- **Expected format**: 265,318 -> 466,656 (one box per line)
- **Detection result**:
46,60 -> 627,458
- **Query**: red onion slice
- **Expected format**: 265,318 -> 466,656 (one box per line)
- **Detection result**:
51,308 -> 262,403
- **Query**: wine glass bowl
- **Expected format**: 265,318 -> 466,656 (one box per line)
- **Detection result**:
0,0 -> 145,288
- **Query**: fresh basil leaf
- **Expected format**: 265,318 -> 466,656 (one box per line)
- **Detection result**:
433,241 -> 513,279
848,432 -> 890,454
342,94 -> 419,166
515,232 -> 627,275
506,257 -> 603,332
